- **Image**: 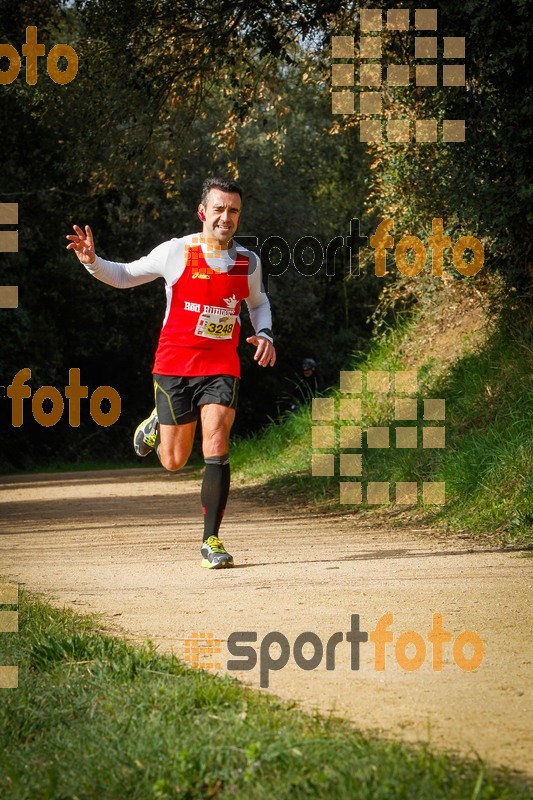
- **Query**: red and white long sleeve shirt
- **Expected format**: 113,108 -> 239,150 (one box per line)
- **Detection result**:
85,234 -> 272,379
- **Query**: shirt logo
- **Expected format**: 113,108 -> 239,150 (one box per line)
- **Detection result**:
223,293 -> 238,311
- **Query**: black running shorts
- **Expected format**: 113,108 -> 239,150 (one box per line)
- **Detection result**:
153,374 -> 239,425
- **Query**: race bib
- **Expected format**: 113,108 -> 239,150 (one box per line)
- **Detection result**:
194,311 -> 237,340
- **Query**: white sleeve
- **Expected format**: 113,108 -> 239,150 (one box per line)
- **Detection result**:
83,240 -> 175,289
245,253 -> 273,340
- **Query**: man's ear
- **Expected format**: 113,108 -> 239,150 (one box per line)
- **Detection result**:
197,205 -> 206,222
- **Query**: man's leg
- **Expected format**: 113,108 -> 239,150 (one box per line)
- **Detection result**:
199,403 -> 235,567
139,375 -> 199,468
157,421 -> 197,472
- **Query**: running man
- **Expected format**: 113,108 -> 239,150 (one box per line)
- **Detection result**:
66,177 -> 275,569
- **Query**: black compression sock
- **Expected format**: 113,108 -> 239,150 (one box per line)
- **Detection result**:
201,455 -> 230,542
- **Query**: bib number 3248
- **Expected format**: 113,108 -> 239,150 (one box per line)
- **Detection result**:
195,312 -> 236,340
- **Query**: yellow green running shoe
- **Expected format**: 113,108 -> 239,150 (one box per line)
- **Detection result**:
133,408 -> 159,457
201,536 -> 234,569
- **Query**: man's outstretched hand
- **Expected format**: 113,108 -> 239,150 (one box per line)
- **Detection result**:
247,336 -> 276,367
66,224 -> 96,265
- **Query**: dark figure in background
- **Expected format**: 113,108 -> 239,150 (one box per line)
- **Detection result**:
276,358 -> 325,415
293,358 -> 324,406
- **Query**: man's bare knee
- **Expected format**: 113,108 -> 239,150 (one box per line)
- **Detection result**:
158,450 -> 188,472
202,432 -> 229,458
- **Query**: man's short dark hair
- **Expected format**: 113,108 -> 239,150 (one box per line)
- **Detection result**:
201,177 -> 243,208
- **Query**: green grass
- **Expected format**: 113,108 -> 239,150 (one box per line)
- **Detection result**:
1,588 -> 530,799
232,313 -> 533,545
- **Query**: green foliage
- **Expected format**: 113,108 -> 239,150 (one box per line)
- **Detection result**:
0,587 -> 529,798
356,313 -> 533,543
0,1 -> 374,467
1,0 -> 530,482
351,0 -> 533,308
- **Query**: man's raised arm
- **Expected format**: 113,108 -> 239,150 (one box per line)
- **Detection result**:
66,224 -> 96,265
66,224 -> 172,289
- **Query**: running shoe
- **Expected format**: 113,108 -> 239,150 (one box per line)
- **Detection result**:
133,408 -> 159,457
201,536 -> 234,569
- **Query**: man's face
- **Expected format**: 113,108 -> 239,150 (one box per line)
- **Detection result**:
198,189 -> 242,249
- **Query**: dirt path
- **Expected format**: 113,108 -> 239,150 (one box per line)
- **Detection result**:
1,468 -> 531,776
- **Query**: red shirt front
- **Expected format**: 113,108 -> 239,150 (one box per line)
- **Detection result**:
153,244 -> 250,378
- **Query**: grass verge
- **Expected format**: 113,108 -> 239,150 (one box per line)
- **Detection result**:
232,302 -> 532,545
1,587 -> 531,799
